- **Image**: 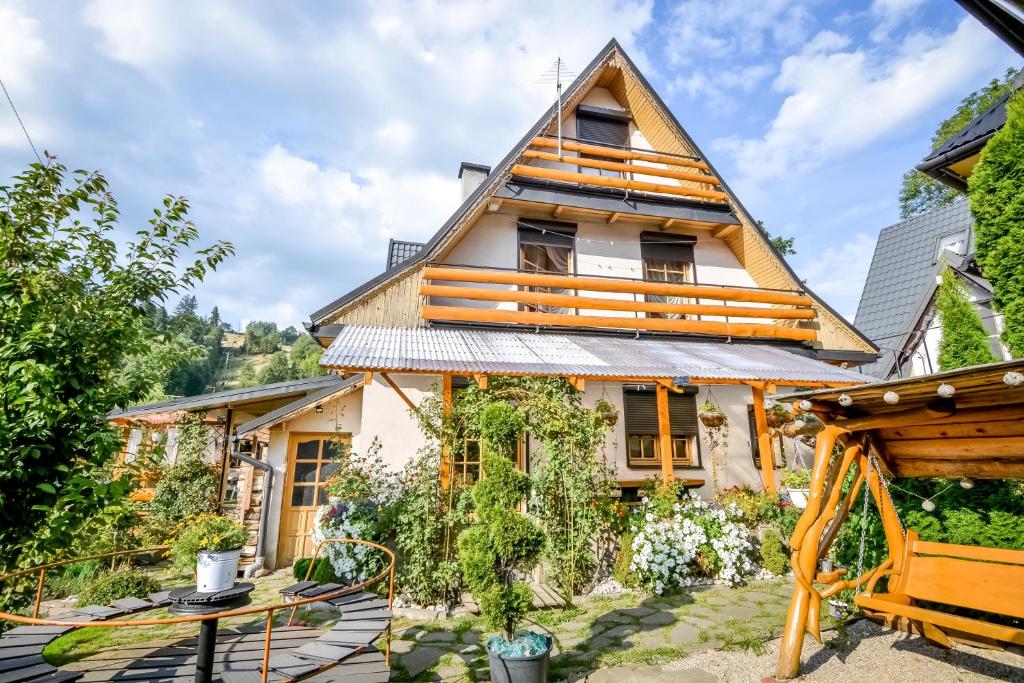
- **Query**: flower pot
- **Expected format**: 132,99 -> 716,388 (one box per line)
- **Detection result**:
699,413 -> 726,429
487,634 -> 552,683
787,488 -> 810,509
196,548 -> 241,592
766,412 -> 789,428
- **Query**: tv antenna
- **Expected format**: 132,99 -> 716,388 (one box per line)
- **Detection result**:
537,58 -> 576,158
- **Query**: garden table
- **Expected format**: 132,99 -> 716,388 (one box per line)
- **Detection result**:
167,582 -> 254,683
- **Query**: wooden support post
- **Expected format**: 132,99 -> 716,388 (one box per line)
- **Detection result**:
566,376 -> 585,392
474,374 -> 488,390
750,384 -> 776,492
364,371 -> 373,385
657,383 -> 673,484
440,374 -> 453,490
775,425 -> 843,679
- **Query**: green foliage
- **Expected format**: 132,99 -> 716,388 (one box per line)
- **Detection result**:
756,220 -> 795,256
935,268 -> 997,370
833,478 -> 1024,575
258,350 -> 292,384
0,159 -> 232,583
970,91 -> 1024,357
459,440 -> 544,640
150,428 -> 220,524
780,468 -> 811,489
758,533 -> 789,577
171,514 -> 247,571
715,486 -> 787,529
290,335 -> 325,378
293,557 -> 341,584
901,68 -> 1019,218
75,570 -> 160,607
611,533 -> 638,589
244,321 -> 282,354
46,560 -> 103,600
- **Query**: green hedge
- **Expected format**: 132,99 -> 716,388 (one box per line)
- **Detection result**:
292,557 -> 341,584
76,570 -> 160,607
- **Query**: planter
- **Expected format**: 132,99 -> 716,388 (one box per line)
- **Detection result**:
766,412 -> 789,429
487,634 -> 552,683
787,488 -> 810,509
699,413 -> 726,429
196,548 -> 241,592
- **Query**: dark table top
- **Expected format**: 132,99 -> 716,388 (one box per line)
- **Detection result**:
166,583 -> 254,616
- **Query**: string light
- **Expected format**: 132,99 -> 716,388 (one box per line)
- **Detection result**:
838,394 -> 853,407
883,391 -> 899,405
937,383 -> 955,398
1004,371 -> 1024,387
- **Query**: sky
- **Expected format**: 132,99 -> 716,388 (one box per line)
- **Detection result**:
1,0 -> 1021,330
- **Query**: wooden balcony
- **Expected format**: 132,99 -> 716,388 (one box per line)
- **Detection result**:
419,266 -> 818,342
510,135 -> 729,205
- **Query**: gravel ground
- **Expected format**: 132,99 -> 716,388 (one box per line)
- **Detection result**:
663,619 -> 1024,682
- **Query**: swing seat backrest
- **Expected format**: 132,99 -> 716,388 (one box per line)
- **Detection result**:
891,531 -> 1024,619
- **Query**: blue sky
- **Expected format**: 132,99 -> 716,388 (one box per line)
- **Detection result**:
1,0 -> 1020,329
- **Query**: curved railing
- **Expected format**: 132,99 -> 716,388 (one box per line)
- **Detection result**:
0,538 -> 396,682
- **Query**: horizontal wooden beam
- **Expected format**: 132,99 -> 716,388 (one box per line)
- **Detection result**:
883,436 -> 1024,458
878,419 -> 1024,441
420,284 -> 815,320
521,149 -> 721,187
423,267 -> 813,307
891,458 -> 1024,479
511,164 -> 729,203
531,136 -> 710,172
419,304 -> 817,341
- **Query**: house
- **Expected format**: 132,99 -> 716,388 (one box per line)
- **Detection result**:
855,201 -> 1012,379
116,39 -> 879,571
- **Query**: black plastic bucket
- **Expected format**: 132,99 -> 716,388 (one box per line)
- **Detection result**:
487,635 -> 552,683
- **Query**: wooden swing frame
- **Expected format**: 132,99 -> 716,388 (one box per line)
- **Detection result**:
774,360 -> 1024,679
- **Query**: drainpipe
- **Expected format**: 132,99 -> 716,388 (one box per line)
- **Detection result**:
228,436 -> 274,578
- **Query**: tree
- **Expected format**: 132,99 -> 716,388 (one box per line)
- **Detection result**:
900,69 -> 1018,218
258,350 -> 294,384
970,91 -> 1024,357
0,159 -> 232,574
756,220 -> 796,256
244,321 -> 281,354
290,335 -> 325,378
281,326 -> 300,344
935,268 -> 997,370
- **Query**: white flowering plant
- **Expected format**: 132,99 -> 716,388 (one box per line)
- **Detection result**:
628,482 -> 757,594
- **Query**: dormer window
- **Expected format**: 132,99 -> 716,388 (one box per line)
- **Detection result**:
576,104 -> 630,178
640,232 -> 695,319
934,231 -> 966,262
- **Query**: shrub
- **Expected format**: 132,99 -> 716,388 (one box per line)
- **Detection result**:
935,268 -> 997,370
458,403 -> 544,642
46,561 -> 103,600
759,533 -> 789,577
629,486 -> 756,594
151,452 -> 219,524
611,533 -> 637,589
171,514 -> 248,572
293,557 -> 341,584
76,570 -> 160,607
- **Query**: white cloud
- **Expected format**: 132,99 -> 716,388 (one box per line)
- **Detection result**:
0,2 -> 45,90
869,0 -> 927,42
375,120 -> 415,147
795,232 -> 878,320
713,17 -> 1012,189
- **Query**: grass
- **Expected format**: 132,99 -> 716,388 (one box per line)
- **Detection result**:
596,644 -> 692,667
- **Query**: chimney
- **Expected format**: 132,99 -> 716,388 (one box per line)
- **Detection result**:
458,162 -> 491,201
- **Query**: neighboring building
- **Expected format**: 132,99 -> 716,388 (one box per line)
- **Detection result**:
117,39 -> 880,571
855,201 -> 1010,379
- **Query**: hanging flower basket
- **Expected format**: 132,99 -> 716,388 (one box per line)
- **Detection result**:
766,403 -> 793,429
698,400 -> 726,429
593,398 -> 618,428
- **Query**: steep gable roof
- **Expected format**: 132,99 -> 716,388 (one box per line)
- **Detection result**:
855,200 -> 974,376
309,39 -> 876,355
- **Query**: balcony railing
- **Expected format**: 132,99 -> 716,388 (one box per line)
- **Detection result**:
510,135 -> 729,205
419,265 -> 818,342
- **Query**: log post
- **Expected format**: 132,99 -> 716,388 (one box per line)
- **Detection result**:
750,384 -> 776,492
440,374 -> 453,490
775,425 -> 842,679
657,383 -> 674,483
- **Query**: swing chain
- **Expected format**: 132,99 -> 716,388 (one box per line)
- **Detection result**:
855,453 -> 872,588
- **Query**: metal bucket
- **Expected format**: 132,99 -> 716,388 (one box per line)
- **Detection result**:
196,548 -> 241,592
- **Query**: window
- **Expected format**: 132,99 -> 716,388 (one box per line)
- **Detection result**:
623,388 -> 698,468
576,105 -> 630,178
934,231 -> 966,262
518,220 -> 576,314
641,232 -> 695,319
747,407 -> 785,469
289,436 -> 347,507
452,438 -> 482,485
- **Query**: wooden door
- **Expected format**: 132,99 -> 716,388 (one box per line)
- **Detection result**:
276,433 -> 348,568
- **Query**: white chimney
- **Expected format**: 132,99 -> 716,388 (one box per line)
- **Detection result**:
459,162 -> 491,201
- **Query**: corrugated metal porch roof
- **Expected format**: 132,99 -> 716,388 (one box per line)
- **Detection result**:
321,326 -> 873,385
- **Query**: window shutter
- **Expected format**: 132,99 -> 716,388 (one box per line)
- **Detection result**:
576,107 -> 629,147
623,389 -> 698,436
518,220 -> 576,248
640,231 -> 696,264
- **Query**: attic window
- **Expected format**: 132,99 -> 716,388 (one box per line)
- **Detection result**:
576,105 -> 630,178
934,231 -> 966,262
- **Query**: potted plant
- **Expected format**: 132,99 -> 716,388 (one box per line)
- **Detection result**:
458,402 -> 550,683
172,514 -> 248,592
593,398 -> 618,428
781,468 -> 812,509
698,400 -> 726,428
766,402 -> 794,429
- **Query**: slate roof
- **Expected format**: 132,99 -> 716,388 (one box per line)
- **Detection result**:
386,239 -> 424,270
109,375 -> 345,419
320,325 -> 873,385
918,90 -> 1011,170
854,200 -> 973,376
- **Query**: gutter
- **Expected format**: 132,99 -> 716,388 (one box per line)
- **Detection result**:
228,438 -> 274,577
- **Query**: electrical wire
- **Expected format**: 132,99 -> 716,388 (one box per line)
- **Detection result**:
0,77 -> 43,164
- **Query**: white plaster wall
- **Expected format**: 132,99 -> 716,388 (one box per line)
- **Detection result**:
358,373 -> 436,471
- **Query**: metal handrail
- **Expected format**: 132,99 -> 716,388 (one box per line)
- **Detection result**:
0,538 -> 396,682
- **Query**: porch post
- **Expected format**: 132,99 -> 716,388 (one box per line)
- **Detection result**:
656,383 -> 673,483
440,374 -> 453,490
750,383 -> 776,492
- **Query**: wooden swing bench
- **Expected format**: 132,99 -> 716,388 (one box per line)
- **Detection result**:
855,530 -> 1024,647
